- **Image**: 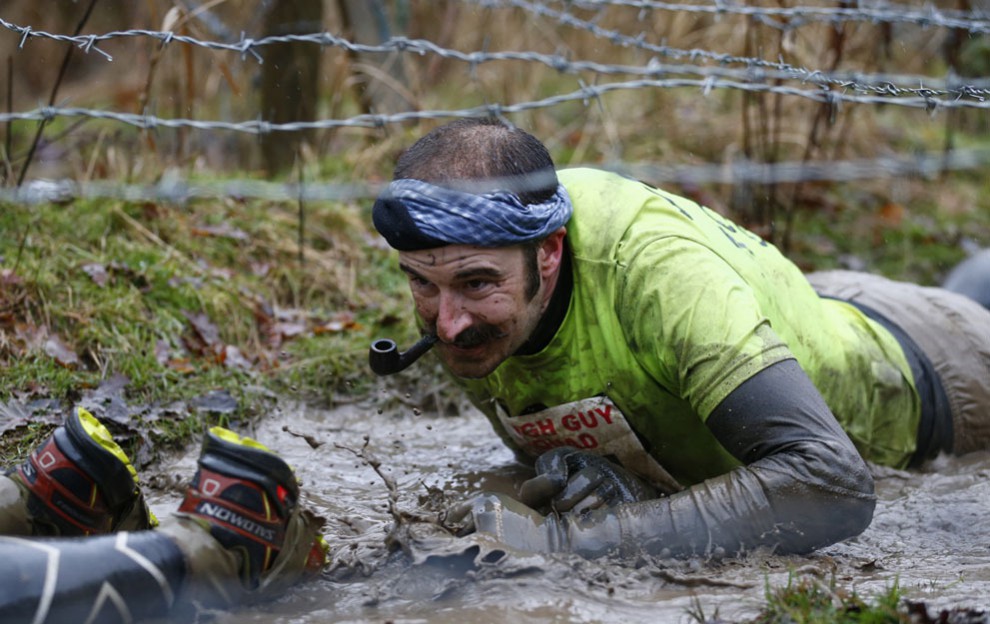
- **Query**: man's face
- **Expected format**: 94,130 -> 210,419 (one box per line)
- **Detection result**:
398,242 -> 555,379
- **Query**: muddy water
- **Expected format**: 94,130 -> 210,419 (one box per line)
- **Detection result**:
146,401 -> 990,622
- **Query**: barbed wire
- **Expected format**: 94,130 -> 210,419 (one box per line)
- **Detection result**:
539,0 -> 990,31
468,0 -> 990,97
4,147 -> 986,206
1,69 -> 988,139
3,8 -> 990,103
4,3 -> 990,205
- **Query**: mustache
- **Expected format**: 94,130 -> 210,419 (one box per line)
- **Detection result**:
431,324 -> 507,348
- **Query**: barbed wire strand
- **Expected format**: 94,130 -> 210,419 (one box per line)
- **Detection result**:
1,71 -> 986,141
3,3 -> 990,206
536,0 -> 990,31
3,10 -> 990,101
4,147 -> 987,206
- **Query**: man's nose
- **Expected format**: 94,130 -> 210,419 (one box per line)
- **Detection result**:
436,291 -> 473,343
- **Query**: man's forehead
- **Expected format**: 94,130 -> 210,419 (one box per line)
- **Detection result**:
398,244 -> 521,271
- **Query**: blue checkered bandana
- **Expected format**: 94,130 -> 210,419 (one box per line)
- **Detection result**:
372,178 -> 573,251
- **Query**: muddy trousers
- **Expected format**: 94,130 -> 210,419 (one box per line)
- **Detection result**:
0,475 -> 260,623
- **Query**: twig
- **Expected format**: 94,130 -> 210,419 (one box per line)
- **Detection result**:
297,148 -> 305,268
334,435 -> 438,554
17,0 -> 99,187
3,56 -> 12,184
335,435 -> 402,522
281,424 -> 325,449
651,568 -> 756,590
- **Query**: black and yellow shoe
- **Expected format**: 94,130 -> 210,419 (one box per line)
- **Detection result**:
7,406 -> 158,536
177,427 -> 328,588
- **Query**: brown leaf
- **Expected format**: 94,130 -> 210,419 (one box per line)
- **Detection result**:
877,202 -> 904,227
0,268 -> 22,286
222,345 -> 253,370
274,322 -> 307,340
314,311 -> 361,335
16,322 -> 49,352
183,311 -> 221,348
44,335 -> 79,368
167,357 -> 195,374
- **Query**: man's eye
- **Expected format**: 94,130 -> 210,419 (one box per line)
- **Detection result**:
465,279 -> 490,290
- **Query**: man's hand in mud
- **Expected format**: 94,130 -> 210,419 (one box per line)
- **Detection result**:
444,492 -> 563,553
519,448 -> 657,514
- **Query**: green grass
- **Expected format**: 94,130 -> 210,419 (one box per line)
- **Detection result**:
0,191 -> 420,461
753,577 -> 904,624
689,576 -> 907,624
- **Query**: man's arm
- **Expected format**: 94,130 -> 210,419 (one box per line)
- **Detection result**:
461,359 -> 877,558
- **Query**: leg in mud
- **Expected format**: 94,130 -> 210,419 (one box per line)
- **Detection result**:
162,426 -> 329,609
1,406 -> 157,537
0,417 -> 328,621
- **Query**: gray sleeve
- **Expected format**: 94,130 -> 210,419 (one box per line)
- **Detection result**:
561,359 -> 877,558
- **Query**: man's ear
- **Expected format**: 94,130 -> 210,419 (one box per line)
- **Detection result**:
539,227 -> 567,278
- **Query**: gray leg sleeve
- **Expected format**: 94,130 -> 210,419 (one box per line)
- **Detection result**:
0,530 -> 186,623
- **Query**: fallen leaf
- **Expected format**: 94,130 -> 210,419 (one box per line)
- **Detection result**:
44,335 -> 79,368
191,389 -> 239,415
167,357 -> 195,374
222,345 -> 253,370
0,268 -> 22,286
877,202 -> 904,227
274,322 -> 307,340
183,310 -> 221,350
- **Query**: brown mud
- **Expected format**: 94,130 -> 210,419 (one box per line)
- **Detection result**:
145,401 -> 990,623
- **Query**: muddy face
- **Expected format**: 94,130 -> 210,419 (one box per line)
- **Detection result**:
395,234 -> 565,379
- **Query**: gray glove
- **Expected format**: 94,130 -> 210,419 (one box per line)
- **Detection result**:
519,447 -> 657,514
448,492 -> 565,553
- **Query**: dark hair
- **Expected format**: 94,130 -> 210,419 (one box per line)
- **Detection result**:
393,117 -> 558,205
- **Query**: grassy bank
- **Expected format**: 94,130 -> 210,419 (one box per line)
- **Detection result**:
0,186 -> 424,461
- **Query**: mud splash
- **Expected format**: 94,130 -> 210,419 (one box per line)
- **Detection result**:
145,401 -> 990,623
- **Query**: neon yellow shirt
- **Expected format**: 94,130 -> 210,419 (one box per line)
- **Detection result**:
458,168 -> 920,481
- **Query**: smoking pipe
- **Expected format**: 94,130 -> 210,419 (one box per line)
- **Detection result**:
369,333 -> 438,375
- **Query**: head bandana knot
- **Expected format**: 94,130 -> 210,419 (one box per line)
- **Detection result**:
372,178 -> 573,251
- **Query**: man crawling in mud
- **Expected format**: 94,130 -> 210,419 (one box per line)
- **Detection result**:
371,116 -> 990,559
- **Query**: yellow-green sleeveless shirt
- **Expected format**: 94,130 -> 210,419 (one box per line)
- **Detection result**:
457,168 -> 920,481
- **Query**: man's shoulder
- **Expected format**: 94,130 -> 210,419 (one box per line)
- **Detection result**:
558,166 -> 627,190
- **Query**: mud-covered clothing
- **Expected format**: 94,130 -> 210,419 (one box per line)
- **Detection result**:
463,358 -> 876,558
458,168 -> 919,476
445,168 -> 901,555
808,270 -> 990,456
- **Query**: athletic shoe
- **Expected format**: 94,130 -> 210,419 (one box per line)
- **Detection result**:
178,427 -> 328,587
7,406 -> 158,536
